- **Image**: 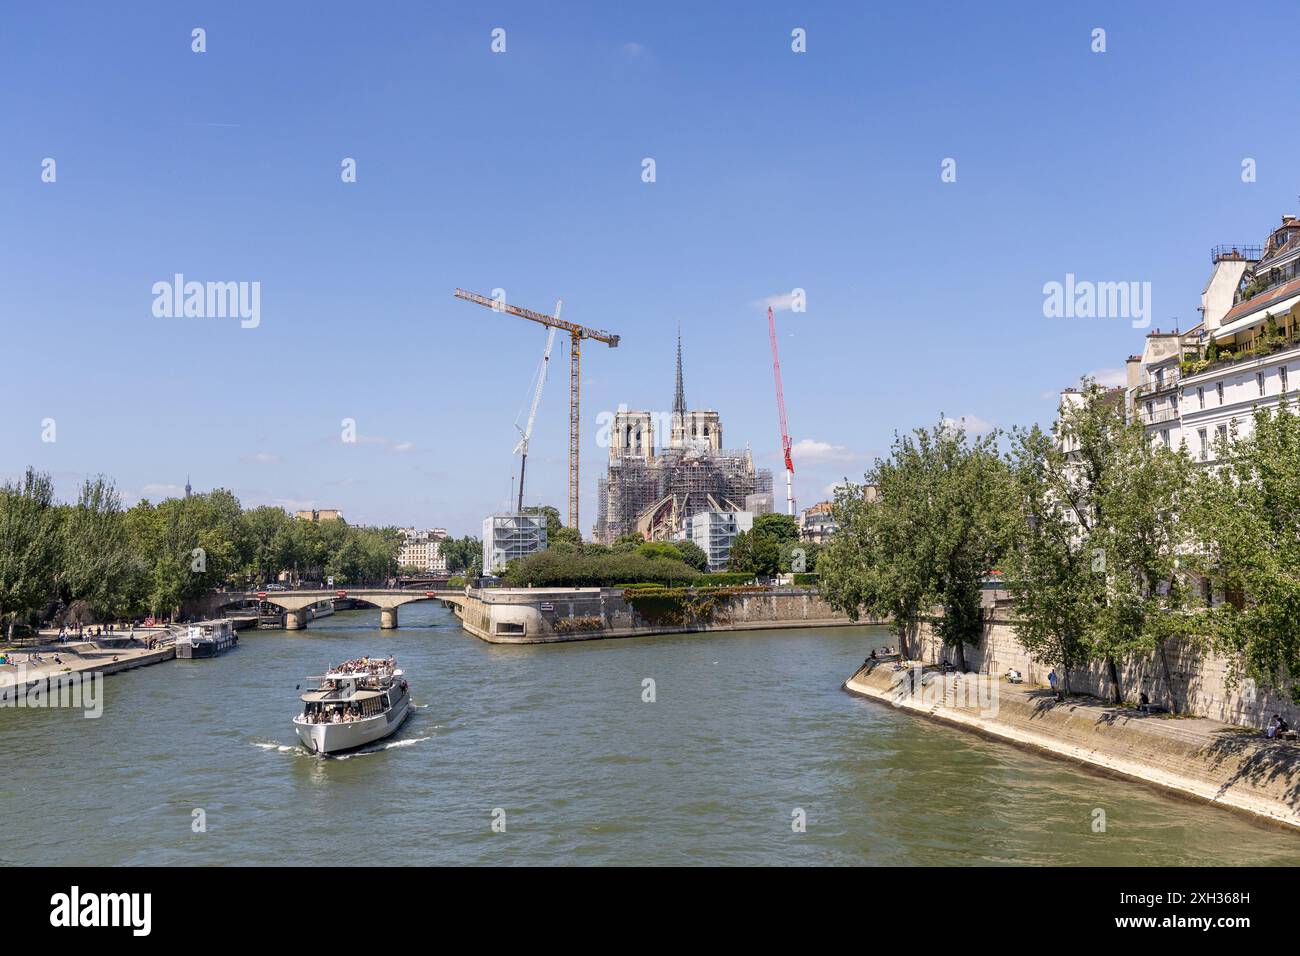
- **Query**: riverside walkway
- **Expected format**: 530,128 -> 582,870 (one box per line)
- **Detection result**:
845,660 -> 1300,829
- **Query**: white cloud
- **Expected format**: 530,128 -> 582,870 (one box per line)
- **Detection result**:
942,414 -> 995,435
754,291 -> 798,312
621,42 -> 645,58
242,452 -> 279,463
141,483 -> 185,497
393,442 -> 415,453
1086,368 -> 1128,388
789,438 -> 863,464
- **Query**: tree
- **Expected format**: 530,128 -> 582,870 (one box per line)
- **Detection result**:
440,535 -> 482,576
818,419 -> 1010,662
637,541 -> 684,562
613,532 -> 645,553
752,512 -> 798,543
926,422 -> 1015,671
728,528 -> 782,576
1187,399 -> 1300,702
674,538 -> 709,572
550,526 -> 583,551
1002,424 -> 1100,695
1003,382 -> 1190,705
59,476 -> 134,619
0,468 -> 62,638
818,463 -> 927,658
522,505 -> 563,540
241,506 -> 292,585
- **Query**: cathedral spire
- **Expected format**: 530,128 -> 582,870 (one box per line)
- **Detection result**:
673,327 -> 686,418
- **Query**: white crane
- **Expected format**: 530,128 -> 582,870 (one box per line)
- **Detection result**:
512,304 -> 560,513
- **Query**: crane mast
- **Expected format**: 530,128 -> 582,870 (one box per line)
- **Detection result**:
514,324 -> 558,513
767,306 -> 796,516
454,288 -> 619,530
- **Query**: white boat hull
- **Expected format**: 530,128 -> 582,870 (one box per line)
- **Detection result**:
293,697 -> 409,755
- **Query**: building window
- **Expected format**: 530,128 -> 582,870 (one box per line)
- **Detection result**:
1198,428 -> 1208,461
1217,382 -> 1224,404
1257,371 -> 1265,396
1197,386 -> 1204,410
1156,368 -> 1165,388
1159,428 -> 1169,447
1217,423 -> 1228,449
1145,400 -> 1153,421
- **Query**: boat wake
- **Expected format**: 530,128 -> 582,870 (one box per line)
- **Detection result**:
333,734 -> 433,759
251,740 -> 309,756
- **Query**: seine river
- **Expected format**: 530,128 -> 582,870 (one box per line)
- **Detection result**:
4,601 -> 1298,866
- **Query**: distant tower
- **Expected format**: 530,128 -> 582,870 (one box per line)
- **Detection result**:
673,327 -> 687,420
185,475 -> 192,499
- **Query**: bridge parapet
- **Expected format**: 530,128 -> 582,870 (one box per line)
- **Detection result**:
237,588 -> 468,628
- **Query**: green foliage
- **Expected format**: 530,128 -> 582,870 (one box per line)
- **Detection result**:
728,528 -> 782,576
612,532 -> 645,553
438,535 -> 482,576
521,504 -> 563,539
0,468 -> 62,638
0,468 -> 409,622
818,417 -> 1013,664
500,548 -> 701,588
59,476 -> 135,619
1186,398 -> 1300,701
752,512 -> 799,543
550,526 -> 583,550
698,571 -> 755,586
1001,380 -> 1190,703
636,541 -> 684,562
673,538 -> 710,572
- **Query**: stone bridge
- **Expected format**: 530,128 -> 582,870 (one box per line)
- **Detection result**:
226,588 -> 468,630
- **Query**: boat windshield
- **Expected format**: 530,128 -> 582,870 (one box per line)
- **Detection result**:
300,695 -> 386,724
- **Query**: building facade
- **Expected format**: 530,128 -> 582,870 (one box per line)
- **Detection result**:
688,510 -> 754,571
1123,215 -> 1300,463
294,509 -> 345,522
799,501 -> 837,543
397,528 -> 448,574
482,514 -> 547,575
594,334 -> 772,543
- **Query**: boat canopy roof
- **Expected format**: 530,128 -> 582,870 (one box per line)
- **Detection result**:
300,688 -> 384,703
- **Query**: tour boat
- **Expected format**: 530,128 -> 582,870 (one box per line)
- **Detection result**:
309,599 -> 335,620
293,657 -> 410,755
175,620 -> 237,659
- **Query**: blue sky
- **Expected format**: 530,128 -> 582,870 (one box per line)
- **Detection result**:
3,1 -> 1297,534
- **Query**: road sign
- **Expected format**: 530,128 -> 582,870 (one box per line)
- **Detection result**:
336,590 -> 347,598
256,592 -> 267,600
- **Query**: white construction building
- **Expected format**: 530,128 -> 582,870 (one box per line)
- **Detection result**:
688,510 -> 753,571
482,514 -> 548,575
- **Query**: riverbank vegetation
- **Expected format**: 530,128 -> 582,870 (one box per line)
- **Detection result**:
0,474 -> 403,634
818,381 -> 1300,708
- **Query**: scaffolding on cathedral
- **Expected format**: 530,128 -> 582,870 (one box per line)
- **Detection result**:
592,333 -> 773,544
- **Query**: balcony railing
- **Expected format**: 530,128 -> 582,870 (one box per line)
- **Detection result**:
1212,244 -> 1262,263
1139,407 -> 1180,426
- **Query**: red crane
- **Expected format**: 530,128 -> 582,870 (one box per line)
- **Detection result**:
767,305 -> 796,516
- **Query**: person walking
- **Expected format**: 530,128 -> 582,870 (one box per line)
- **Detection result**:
1048,668 -> 1061,701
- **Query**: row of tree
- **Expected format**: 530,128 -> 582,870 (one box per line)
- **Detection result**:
0,472 -> 405,635
727,512 -> 821,576
818,381 -> 1300,708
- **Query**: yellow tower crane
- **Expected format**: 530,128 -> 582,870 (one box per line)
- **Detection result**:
453,289 -> 620,531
